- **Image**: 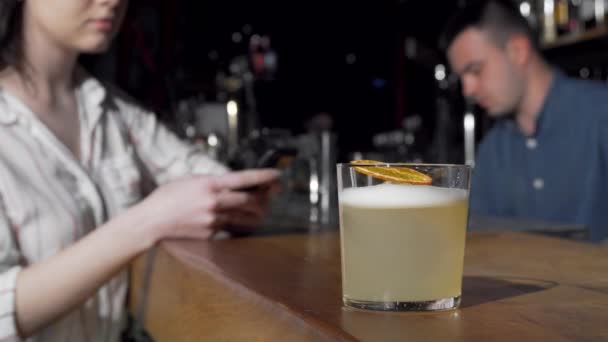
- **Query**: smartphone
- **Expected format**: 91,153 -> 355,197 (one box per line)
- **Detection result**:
253,147 -> 297,169
239,147 -> 297,192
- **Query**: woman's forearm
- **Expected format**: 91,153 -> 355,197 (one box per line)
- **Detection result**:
14,206 -> 156,338
12,169 -> 279,338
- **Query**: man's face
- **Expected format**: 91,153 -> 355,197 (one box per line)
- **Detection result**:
447,27 -> 524,117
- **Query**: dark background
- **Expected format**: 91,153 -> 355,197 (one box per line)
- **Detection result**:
83,0 -> 608,163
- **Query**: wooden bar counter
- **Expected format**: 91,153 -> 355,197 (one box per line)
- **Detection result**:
129,231 -> 608,341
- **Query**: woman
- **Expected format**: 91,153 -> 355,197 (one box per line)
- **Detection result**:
0,0 -> 280,340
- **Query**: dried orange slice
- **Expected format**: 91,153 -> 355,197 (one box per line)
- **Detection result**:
350,160 -> 432,185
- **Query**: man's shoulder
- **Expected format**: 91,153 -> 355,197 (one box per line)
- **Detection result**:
566,74 -> 603,87
559,75 -> 607,105
552,74 -> 608,121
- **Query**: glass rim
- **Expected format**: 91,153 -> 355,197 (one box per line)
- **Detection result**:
337,162 -> 473,169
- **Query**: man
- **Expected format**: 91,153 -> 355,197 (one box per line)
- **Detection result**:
440,0 -> 608,242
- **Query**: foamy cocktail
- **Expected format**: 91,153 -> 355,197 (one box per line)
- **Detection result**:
337,162 -> 471,311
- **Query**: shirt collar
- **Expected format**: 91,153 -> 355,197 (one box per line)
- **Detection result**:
75,74 -> 109,132
533,69 -> 565,139
500,69 -> 565,138
0,90 -> 18,125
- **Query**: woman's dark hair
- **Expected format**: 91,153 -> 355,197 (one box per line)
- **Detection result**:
0,0 -> 23,71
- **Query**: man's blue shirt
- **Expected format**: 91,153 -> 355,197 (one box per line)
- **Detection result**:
470,72 -> 608,242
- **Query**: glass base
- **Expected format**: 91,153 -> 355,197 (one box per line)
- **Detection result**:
343,295 -> 461,312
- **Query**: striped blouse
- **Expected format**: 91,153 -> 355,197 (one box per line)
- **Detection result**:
0,75 -> 227,341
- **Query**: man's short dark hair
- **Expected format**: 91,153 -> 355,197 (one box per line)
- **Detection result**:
439,0 -> 539,52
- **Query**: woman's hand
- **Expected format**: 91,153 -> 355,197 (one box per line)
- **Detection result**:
131,169 -> 281,244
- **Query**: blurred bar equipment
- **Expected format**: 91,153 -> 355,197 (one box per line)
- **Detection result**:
170,31 -> 340,232
432,63 -> 451,163
463,101 -> 476,167
226,99 -> 240,154
320,131 -> 335,225
542,0 -> 557,43
293,130 -> 338,228
405,37 -> 463,164
369,115 -> 423,163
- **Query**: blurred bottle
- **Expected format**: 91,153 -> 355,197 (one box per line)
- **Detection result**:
568,0 -> 583,34
576,0 -> 607,28
592,65 -> 603,80
543,0 -> 557,43
261,36 -> 278,81
580,0 -> 597,29
595,0 -> 608,27
555,0 -> 571,35
518,1 -> 538,31
249,35 -> 265,78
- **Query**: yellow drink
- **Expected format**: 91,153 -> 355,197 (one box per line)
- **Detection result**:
339,183 -> 468,306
